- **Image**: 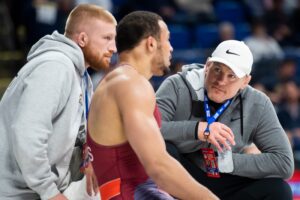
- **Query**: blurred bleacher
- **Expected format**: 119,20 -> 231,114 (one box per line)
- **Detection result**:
1,0 -> 300,198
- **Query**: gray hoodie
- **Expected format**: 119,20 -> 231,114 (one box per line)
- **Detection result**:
156,64 -> 294,179
0,31 -> 93,199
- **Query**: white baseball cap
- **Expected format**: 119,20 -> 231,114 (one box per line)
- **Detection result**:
208,40 -> 253,78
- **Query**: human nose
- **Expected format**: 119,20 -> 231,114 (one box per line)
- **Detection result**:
216,73 -> 228,85
170,43 -> 173,52
109,39 -> 117,53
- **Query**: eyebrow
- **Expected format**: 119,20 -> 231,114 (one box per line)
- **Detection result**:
213,63 -> 235,74
213,63 -> 221,68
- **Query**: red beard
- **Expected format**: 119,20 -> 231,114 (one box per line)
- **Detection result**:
81,44 -> 111,71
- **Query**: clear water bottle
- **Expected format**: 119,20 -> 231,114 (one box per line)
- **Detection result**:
217,141 -> 234,173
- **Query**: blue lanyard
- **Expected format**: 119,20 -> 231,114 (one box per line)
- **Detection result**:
204,93 -> 231,131
80,70 -> 91,171
84,70 -> 89,120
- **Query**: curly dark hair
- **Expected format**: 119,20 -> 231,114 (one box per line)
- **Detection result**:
116,11 -> 162,53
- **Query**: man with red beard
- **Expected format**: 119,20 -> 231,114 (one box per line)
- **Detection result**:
0,4 -> 116,200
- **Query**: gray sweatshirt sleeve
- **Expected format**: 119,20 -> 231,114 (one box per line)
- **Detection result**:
11,62 -> 73,199
156,76 -> 201,153
232,97 -> 294,179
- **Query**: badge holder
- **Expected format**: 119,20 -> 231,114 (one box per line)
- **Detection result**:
201,127 -> 220,178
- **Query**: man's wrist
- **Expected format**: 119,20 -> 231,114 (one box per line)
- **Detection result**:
80,144 -> 93,172
203,125 -> 210,142
197,122 -> 208,141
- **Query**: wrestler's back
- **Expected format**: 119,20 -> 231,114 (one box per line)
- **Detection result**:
88,66 -> 148,146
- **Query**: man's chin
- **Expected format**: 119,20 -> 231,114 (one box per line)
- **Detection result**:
91,62 -> 110,71
153,67 -> 169,77
102,63 -> 111,71
208,93 -> 226,103
163,66 -> 170,75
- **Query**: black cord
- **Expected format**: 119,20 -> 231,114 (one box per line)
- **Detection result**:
239,94 -> 244,137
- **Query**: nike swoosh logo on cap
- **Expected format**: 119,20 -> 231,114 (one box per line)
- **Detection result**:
226,49 -> 240,56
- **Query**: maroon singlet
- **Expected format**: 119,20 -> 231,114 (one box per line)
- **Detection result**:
87,104 -> 162,200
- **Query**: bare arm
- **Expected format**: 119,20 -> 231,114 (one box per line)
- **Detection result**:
116,78 -> 218,200
85,163 -> 98,196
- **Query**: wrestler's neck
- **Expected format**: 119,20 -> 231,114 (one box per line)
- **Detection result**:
118,52 -> 153,80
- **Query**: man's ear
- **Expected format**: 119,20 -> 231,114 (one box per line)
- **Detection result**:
146,36 -> 157,53
241,75 -> 252,90
77,32 -> 89,47
205,59 -> 212,74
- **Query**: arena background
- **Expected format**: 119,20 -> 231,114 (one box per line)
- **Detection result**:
1,0 -> 300,198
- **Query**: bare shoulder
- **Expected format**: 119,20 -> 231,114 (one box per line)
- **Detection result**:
100,67 -> 156,110
106,68 -> 154,98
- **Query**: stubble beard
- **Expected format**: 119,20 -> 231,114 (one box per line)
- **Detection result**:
155,47 -> 171,76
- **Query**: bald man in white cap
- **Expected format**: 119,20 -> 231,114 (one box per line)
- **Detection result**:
156,40 -> 294,200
